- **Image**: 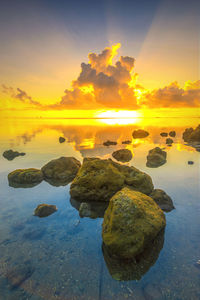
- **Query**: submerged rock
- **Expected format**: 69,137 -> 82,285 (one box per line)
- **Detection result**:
102,187 -> 166,259
160,132 -> 168,137
59,136 -> 66,143
183,125 -> 200,143
70,157 -> 154,202
112,149 -> 132,162
34,204 -> 57,217
103,140 -> 117,146
102,229 -> 164,281
41,157 -> 81,186
3,150 -> 25,161
166,138 -> 173,145
70,198 -> 108,219
150,189 -> 174,212
122,140 -> 132,144
169,131 -> 176,137
146,147 -> 167,168
6,263 -> 34,289
132,129 -> 149,139
8,168 -> 43,186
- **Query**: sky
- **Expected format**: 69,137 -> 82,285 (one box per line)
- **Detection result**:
0,0 -> 199,117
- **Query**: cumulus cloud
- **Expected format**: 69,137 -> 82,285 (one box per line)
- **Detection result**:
2,84 -> 42,106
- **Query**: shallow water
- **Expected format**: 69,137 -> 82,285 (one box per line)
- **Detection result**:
0,117 -> 200,300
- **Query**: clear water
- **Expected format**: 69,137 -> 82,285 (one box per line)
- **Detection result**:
0,118 -> 200,300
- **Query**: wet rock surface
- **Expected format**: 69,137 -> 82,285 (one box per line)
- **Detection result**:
146,147 -> 167,168
183,124 -> 200,143
103,140 -> 117,146
70,157 -> 154,202
112,149 -> 132,162
102,187 -> 166,259
41,157 -> 81,186
103,229 -> 164,281
8,169 -> 43,186
150,189 -> 174,212
3,150 -> 26,161
59,136 -> 66,143
34,204 -> 57,217
132,129 -> 149,139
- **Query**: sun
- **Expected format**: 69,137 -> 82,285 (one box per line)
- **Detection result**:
95,110 -> 141,119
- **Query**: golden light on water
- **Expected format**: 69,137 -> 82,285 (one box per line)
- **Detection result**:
95,110 -> 142,125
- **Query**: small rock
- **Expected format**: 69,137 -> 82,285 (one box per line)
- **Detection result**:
6,264 -> 34,289
132,129 -> 149,139
79,203 -> 91,218
3,150 -> 25,161
183,125 -> 200,143
150,189 -> 174,212
122,140 -> 132,144
34,204 -> 57,217
8,169 -> 43,186
103,140 -> 117,146
59,137 -> 66,143
146,147 -> 167,168
166,138 -> 173,144
112,149 -> 132,162
188,161 -> 194,165
160,132 -> 168,137
169,131 -> 176,137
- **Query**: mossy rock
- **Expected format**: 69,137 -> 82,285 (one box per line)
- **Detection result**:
34,204 -> 57,217
70,157 -> 154,202
41,157 -> 81,186
8,168 -> 43,185
112,149 -> 132,162
132,129 -> 149,139
150,189 -> 174,212
146,147 -> 167,168
102,187 -> 166,259
3,150 -> 25,161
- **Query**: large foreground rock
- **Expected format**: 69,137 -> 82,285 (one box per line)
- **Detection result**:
150,189 -> 174,212
41,157 -> 81,186
183,124 -> 200,143
34,204 -> 57,217
3,150 -> 25,161
8,168 -> 43,186
102,188 -> 166,259
132,129 -> 149,138
146,147 -> 167,168
112,149 -> 132,162
70,157 -> 154,202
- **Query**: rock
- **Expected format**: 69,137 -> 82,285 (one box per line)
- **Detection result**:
70,198 -> 108,219
149,189 -> 174,212
112,149 -> 132,162
169,131 -> 176,137
8,169 -> 43,186
160,132 -> 168,137
3,150 -> 25,161
102,187 -> 166,259
34,204 -> 57,217
132,129 -> 149,139
122,140 -> 132,144
70,157 -> 154,202
6,263 -> 34,289
103,140 -> 117,146
41,157 -> 81,186
146,147 -> 167,168
183,125 -> 200,143
59,136 -> 66,143
188,161 -> 194,165
102,229 -> 164,281
166,138 -> 173,144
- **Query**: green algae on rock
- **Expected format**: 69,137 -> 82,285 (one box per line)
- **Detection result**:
132,129 -> 149,138
8,168 -> 43,186
3,149 -> 26,161
146,147 -> 167,168
112,149 -> 132,162
70,157 -> 154,202
150,189 -> 174,212
34,204 -> 57,217
102,187 -> 166,259
41,157 -> 81,186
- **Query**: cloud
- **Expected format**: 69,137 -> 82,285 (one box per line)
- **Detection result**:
2,84 -> 42,106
